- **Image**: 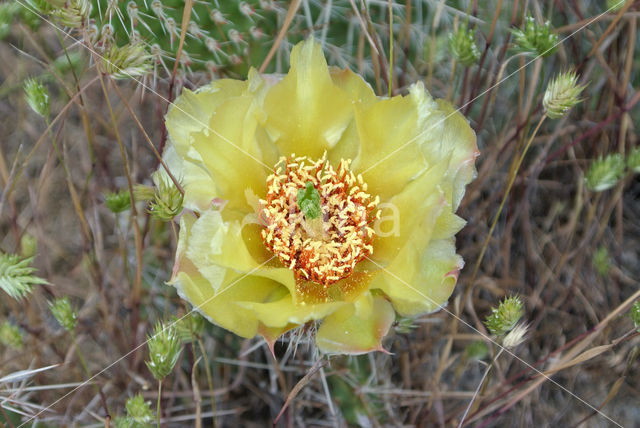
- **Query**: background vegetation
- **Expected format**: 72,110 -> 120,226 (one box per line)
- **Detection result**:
0,0 -> 639,426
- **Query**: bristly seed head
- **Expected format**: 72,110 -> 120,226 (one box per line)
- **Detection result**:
260,154 -> 379,286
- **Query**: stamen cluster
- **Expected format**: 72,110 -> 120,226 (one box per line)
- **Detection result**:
260,154 -> 379,286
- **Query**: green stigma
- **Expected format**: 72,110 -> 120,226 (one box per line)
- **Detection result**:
297,181 -> 322,219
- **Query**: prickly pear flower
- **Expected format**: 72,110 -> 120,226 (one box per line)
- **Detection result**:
162,39 -> 478,354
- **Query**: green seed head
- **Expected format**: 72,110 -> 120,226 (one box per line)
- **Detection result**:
25,0 -> 59,14
464,340 -> 489,361
126,394 -> 153,427
50,0 -> 90,28
0,321 -> 23,350
148,176 -> 183,222
50,297 -> 78,332
502,323 -> 528,349
448,23 -> 480,67
484,296 -> 524,337
20,233 -> 38,258
593,247 -> 611,276
24,78 -> 50,118
543,71 -> 585,119
0,2 -> 19,40
0,252 -> 47,301
101,42 -> 152,79
145,322 -> 182,380
511,15 -> 558,57
173,313 -> 206,343
394,316 -> 417,335
626,147 -> 640,174
585,153 -> 625,192
105,190 -> 132,213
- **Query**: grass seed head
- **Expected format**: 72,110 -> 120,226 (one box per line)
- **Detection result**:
543,71 -> 585,119
593,247 -> 611,276
585,153 -> 625,192
502,323 -> 528,349
146,322 -> 182,380
485,296 -> 524,337
105,190 -> 132,213
50,0 -> 90,28
626,147 -> 640,173
49,297 -> 78,332
511,15 -> 558,57
148,176 -> 184,222
448,23 -> 480,67
0,322 -> 23,350
23,78 -> 49,118
101,42 -> 152,79
0,252 -> 47,301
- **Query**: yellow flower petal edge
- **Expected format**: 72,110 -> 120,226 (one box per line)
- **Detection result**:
164,38 -> 478,355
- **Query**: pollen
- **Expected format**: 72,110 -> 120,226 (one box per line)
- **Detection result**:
260,154 -> 378,286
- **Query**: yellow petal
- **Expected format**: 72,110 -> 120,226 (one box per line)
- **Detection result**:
172,213 -> 293,338
295,270 -> 378,305
157,144 -> 216,212
328,66 -> 377,105
430,98 -> 478,209
166,80 -> 247,160
262,39 -> 353,159
351,94 -> 431,202
371,157 -> 449,265
166,76 -> 273,214
324,67 -> 377,163
185,210 -> 257,290
316,293 -> 395,354
189,95 -> 267,213
373,238 -> 463,316
173,269 -> 283,338
239,295 -> 344,328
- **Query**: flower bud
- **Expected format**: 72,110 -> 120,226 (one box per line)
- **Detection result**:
543,71 -> 585,119
585,153 -> 625,192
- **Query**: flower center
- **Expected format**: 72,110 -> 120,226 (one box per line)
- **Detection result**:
260,154 -> 379,286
